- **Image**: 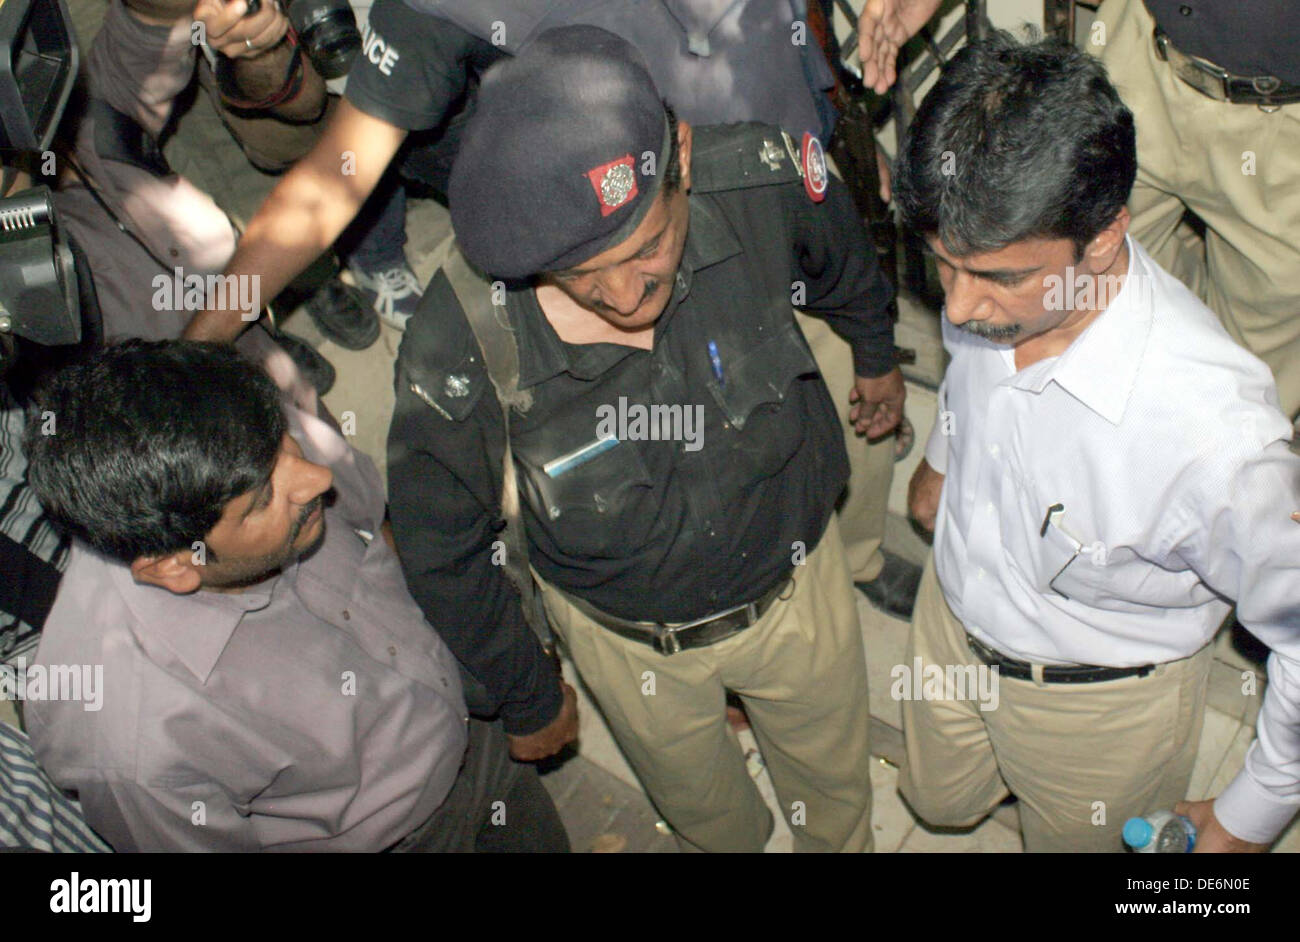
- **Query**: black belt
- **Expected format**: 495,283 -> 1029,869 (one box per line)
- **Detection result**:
965,633 -> 1154,684
567,574 -> 794,656
1154,27 -> 1300,110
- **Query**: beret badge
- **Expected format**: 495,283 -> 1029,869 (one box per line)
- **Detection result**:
586,155 -> 639,217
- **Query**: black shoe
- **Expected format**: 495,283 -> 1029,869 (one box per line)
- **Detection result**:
272,331 -> 336,397
855,549 -> 923,619
304,277 -> 380,351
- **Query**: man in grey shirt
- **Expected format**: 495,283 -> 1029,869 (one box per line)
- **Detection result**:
20,341 -> 568,852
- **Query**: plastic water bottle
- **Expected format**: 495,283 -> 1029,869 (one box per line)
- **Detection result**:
1123,811 -> 1197,853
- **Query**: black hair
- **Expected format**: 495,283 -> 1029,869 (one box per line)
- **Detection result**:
23,339 -> 287,563
893,31 -> 1136,260
663,102 -> 682,194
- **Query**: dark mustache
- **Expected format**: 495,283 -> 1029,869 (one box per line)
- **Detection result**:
595,280 -> 658,316
288,494 -> 325,544
958,320 -> 1022,340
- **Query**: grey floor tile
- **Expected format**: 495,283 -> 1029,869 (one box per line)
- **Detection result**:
898,816 -> 1023,853
316,321 -> 403,485
540,755 -> 676,853
870,758 -> 917,852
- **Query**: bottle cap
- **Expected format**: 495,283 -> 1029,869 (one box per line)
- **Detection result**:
1123,817 -> 1154,848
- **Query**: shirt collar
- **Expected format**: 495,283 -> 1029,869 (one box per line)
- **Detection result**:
510,288 -> 570,388
110,554 -> 275,684
681,195 -> 742,273
510,195 -> 742,389
1010,235 -> 1153,426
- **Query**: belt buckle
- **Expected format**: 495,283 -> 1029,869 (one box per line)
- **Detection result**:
652,624 -> 683,656
651,596 -> 762,655
1186,57 -> 1231,101
1154,27 -> 1231,102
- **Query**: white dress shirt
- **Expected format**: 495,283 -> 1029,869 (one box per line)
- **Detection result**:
924,236 -> 1300,843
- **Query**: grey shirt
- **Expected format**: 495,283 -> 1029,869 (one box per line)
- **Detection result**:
26,408 -> 469,852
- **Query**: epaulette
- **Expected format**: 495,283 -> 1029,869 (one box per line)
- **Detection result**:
690,122 -> 821,197
398,269 -> 491,423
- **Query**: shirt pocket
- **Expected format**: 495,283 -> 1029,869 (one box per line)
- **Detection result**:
704,320 -> 819,480
516,435 -> 655,559
1036,516 -> 1091,600
705,321 -> 819,429
1037,517 -> 1205,612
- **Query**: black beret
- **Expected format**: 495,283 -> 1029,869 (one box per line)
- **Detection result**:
448,25 -> 670,279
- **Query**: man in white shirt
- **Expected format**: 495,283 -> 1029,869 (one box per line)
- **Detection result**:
893,33 -> 1300,852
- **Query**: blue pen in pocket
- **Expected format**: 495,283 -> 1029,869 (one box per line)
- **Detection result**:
707,340 -> 725,388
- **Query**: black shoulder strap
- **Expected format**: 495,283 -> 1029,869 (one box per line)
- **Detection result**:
440,240 -> 553,649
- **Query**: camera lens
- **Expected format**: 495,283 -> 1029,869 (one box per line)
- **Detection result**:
287,0 -> 361,81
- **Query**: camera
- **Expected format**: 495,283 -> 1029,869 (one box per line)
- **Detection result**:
242,0 -> 361,81
0,0 -> 81,380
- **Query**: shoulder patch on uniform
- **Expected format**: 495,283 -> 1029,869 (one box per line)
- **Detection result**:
801,132 -> 828,203
398,271 -> 489,422
691,122 -> 807,194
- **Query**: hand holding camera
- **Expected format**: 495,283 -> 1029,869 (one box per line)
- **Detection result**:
194,0 -> 361,80
193,0 -> 289,59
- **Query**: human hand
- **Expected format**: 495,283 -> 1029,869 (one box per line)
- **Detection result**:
908,457 -> 944,533
856,0 -> 945,94
1175,799 -> 1270,853
850,366 -> 905,438
507,681 -> 579,761
193,0 -> 289,58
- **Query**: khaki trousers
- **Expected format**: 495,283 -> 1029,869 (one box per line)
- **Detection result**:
796,312 -> 896,582
538,516 -> 874,853
1092,0 -> 1300,418
898,555 -> 1213,852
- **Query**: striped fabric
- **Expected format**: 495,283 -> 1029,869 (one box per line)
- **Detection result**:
0,721 -> 112,852
0,387 -> 71,669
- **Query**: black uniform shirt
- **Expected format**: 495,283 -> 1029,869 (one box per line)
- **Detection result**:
387,141 -> 893,734
343,0 -> 505,191
344,0 -> 503,131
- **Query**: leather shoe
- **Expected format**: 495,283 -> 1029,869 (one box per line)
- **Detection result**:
855,549 -> 923,619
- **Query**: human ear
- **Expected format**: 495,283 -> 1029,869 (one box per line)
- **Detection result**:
1083,206 -> 1131,273
130,551 -> 202,595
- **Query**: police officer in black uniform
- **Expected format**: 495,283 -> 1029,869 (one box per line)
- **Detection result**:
186,0 -> 914,625
387,26 -> 896,853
